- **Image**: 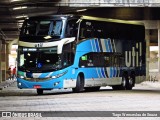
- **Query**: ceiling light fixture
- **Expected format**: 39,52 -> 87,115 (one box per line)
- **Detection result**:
11,0 -> 23,2
18,20 -> 24,23
13,6 -> 27,10
18,23 -> 23,25
76,9 -> 87,12
16,15 -> 28,19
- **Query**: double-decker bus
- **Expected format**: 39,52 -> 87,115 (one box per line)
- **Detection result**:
17,15 -> 146,95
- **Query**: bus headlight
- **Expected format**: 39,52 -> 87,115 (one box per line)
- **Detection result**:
51,70 -> 68,79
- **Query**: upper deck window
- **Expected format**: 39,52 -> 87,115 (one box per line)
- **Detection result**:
21,20 -> 62,37
65,19 -> 78,38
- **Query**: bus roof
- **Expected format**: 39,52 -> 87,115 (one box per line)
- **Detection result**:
81,16 -> 144,26
27,14 -> 80,20
28,14 -> 144,26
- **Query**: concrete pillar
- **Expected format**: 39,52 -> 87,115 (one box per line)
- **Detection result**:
1,43 -> 6,81
6,43 -> 9,70
158,21 -> 160,73
6,43 -> 10,79
145,29 -> 150,81
0,40 -> 2,83
143,11 -> 151,81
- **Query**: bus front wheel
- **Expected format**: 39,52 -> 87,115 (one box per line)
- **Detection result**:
37,89 -> 43,95
72,74 -> 84,93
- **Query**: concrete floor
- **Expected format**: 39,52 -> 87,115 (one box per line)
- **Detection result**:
0,81 -> 160,120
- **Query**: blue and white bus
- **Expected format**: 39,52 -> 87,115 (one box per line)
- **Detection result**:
17,15 -> 146,94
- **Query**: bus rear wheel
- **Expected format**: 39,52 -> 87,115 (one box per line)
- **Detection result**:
120,76 -> 127,90
112,76 -> 127,90
37,89 -> 43,95
126,76 -> 135,90
72,74 -> 84,93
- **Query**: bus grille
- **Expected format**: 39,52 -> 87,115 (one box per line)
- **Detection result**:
24,77 -> 52,82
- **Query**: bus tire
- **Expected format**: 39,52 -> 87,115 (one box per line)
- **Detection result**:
72,74 -> 84,93
37,89 -> 43,95
126,75 -> 135,90
112,75 -> 127,90
120,76 -> 127,90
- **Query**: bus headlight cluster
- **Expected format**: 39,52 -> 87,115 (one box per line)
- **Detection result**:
51,70 -> 68,79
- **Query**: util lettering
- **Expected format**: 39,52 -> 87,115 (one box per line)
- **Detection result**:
125,42 -> 142,67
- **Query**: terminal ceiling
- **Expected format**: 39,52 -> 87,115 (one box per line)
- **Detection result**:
0,0 -> 160,45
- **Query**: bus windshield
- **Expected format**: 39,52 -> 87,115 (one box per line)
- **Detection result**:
21,20 -> 63,37
18,46 -> 62,72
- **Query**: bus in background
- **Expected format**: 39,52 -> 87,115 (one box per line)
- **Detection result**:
17,15 -> 146,95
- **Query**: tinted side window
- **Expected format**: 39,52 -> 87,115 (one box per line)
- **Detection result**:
66,19 -> 78,38
63,52 -> 74,68
79,52 -> 112,67
79,20 -> 94,40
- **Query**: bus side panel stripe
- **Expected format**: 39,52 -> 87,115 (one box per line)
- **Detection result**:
90,39 -> 94,52
92,39 -> 96,52
112,67 -> 114,77
113,67 -> 115,77
105,39 -> 109,52
93,39 -> 97,52
96,68 -> 100,78
116,67 -> 119,77
95,39 -> 100,52
103,67 -> 108,78
114,67 -> 117,77
96,38 -> 102,52
114,67 -> 116,77
108,38 -> 113,52
111,39 -> 115,52
110,39 -> 113,52
107,39 -> 111,52
98,38 -> 103,52
116,67 -> 118,77
104,67 -> 109,78
107,67 -> 110,78
115,67 -> 118,77
101,68 -> 106,78
99,68 -> 103,78
101,39 -> 107,52
113,39 -> 116,52
110,67 -> 113,78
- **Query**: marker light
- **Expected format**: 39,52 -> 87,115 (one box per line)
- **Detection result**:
18,82 -> 22,86
54,82 -> 59,86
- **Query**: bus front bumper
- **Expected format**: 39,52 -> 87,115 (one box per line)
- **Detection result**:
17,78 -> 63,89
